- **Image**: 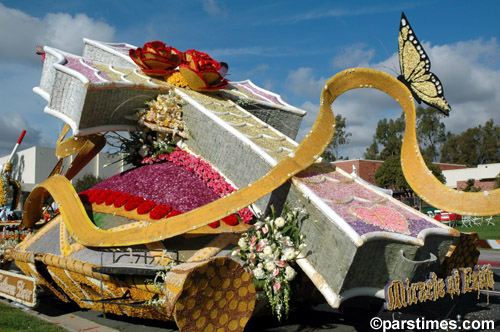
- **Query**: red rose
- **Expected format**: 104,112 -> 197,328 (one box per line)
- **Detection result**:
179,49 -> 228,91
208,221 -> 220,228
95,190 -> 112,205
137,200 -> 156,215
124,196 -> 145,211
167,210 -> 183,218
222,214 -> 239,226
129,41 -> 182,76
150,205 -> 172,220
114,193 -> 132,208
104,191 -> 121,206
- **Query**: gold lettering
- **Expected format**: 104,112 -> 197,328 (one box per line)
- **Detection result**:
432,273 -> 439,301
461,267 -> 473,294
425,279 -> 433,301
409,283 -> 418,305
417,282 -> 426,302
453,269 -> 461,294
486,265 -> 495,289
437,278 -> 446,298
446,275 -> 456,299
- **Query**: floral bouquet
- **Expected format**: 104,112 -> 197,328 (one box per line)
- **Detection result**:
232,206 -> 306,321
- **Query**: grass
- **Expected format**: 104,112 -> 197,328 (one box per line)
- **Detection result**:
0,300 -> 67,332
455,215 -> 500,240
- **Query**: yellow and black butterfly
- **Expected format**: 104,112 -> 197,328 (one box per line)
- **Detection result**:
397,12 -> 451,116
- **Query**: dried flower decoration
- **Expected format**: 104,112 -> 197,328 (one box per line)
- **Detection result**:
137,90 -> 188,139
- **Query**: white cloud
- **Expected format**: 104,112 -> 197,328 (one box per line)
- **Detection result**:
0,3 -> 115,63
331,43 -> 375,69
200,0 -> 226,17
0,4 -> 115,157
285,67 -> 329,99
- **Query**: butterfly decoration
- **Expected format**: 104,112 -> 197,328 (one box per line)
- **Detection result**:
397,12 -> 451,116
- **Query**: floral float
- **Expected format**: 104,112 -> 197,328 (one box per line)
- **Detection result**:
1,12 -> 496,332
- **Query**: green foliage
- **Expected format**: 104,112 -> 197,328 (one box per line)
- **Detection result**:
440,119 -> 500,167
495,173 -> 500,189
463,179 -> 481,192
374,155 -> 445,190
322,114 -> 352,162
73,173 -> 104,193
416,106 -> 447,161
364,106 -> 447,161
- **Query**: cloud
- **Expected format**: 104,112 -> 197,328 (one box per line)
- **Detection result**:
331,43 -> 375,69
424,38 -> 500,135
285,67 -> 329,99
200,0 -> 227,17
0,111 -> 50,156
0,3 -> 115,63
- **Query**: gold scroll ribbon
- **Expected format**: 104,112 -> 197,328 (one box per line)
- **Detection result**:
22,68 -> 497,247
55,124 -> 107,180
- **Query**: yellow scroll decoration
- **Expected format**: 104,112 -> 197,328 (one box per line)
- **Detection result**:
56,124 -> 106,180
22,68 -> 498,247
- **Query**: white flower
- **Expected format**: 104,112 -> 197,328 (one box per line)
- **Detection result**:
265,261 -> 276,272
238,237 -> 248,250
275,217 -> 286,228
282,248 -> 296,261
263,246 -> 273,257
285,266 -> 297,281
253,267 -> 266,280
138,145 -> 150,157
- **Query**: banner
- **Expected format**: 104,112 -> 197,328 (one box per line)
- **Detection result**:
0,269 -> 36,307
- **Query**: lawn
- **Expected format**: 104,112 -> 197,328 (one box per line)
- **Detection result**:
0,300 -> 67,332
455,215 -> 500,240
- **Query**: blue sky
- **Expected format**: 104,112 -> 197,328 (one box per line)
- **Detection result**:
0,1 -> 499,159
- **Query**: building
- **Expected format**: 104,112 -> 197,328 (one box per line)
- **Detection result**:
442,163 -> 500,191
0,146 -> 127,210
332,159 -> 467,186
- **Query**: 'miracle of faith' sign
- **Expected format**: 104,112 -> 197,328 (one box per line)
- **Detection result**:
0,269 -> 37,307
384,265 -> 495,311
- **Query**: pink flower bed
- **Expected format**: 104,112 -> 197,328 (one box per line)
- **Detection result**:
82,149 -> 254,226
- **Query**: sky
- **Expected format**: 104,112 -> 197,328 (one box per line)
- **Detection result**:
0,0 -> 499,159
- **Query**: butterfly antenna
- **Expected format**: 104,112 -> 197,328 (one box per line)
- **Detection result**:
374,38 -> 399,75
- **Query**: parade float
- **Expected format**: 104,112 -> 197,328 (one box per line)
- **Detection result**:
0,13 -> 497,331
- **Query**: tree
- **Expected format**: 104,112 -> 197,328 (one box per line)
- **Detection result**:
375,155 -> 445,190
463,179 -> 481,192
364,106 -> 447,161
322,114 -> 352,162
416,106 -> 447,161
440,119 -> 500,167
73,173 -> 104,193
363,115 -> 405,160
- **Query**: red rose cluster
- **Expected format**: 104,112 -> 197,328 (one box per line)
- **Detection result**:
130,41 -> 228,91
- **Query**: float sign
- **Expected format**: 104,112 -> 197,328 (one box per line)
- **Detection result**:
0,269 -> 36,307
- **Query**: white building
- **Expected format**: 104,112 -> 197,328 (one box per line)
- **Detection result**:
442,163 -> 500,190
0,146 -> 127,209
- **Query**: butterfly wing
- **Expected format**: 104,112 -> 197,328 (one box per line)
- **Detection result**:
398,12 -> 451,116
